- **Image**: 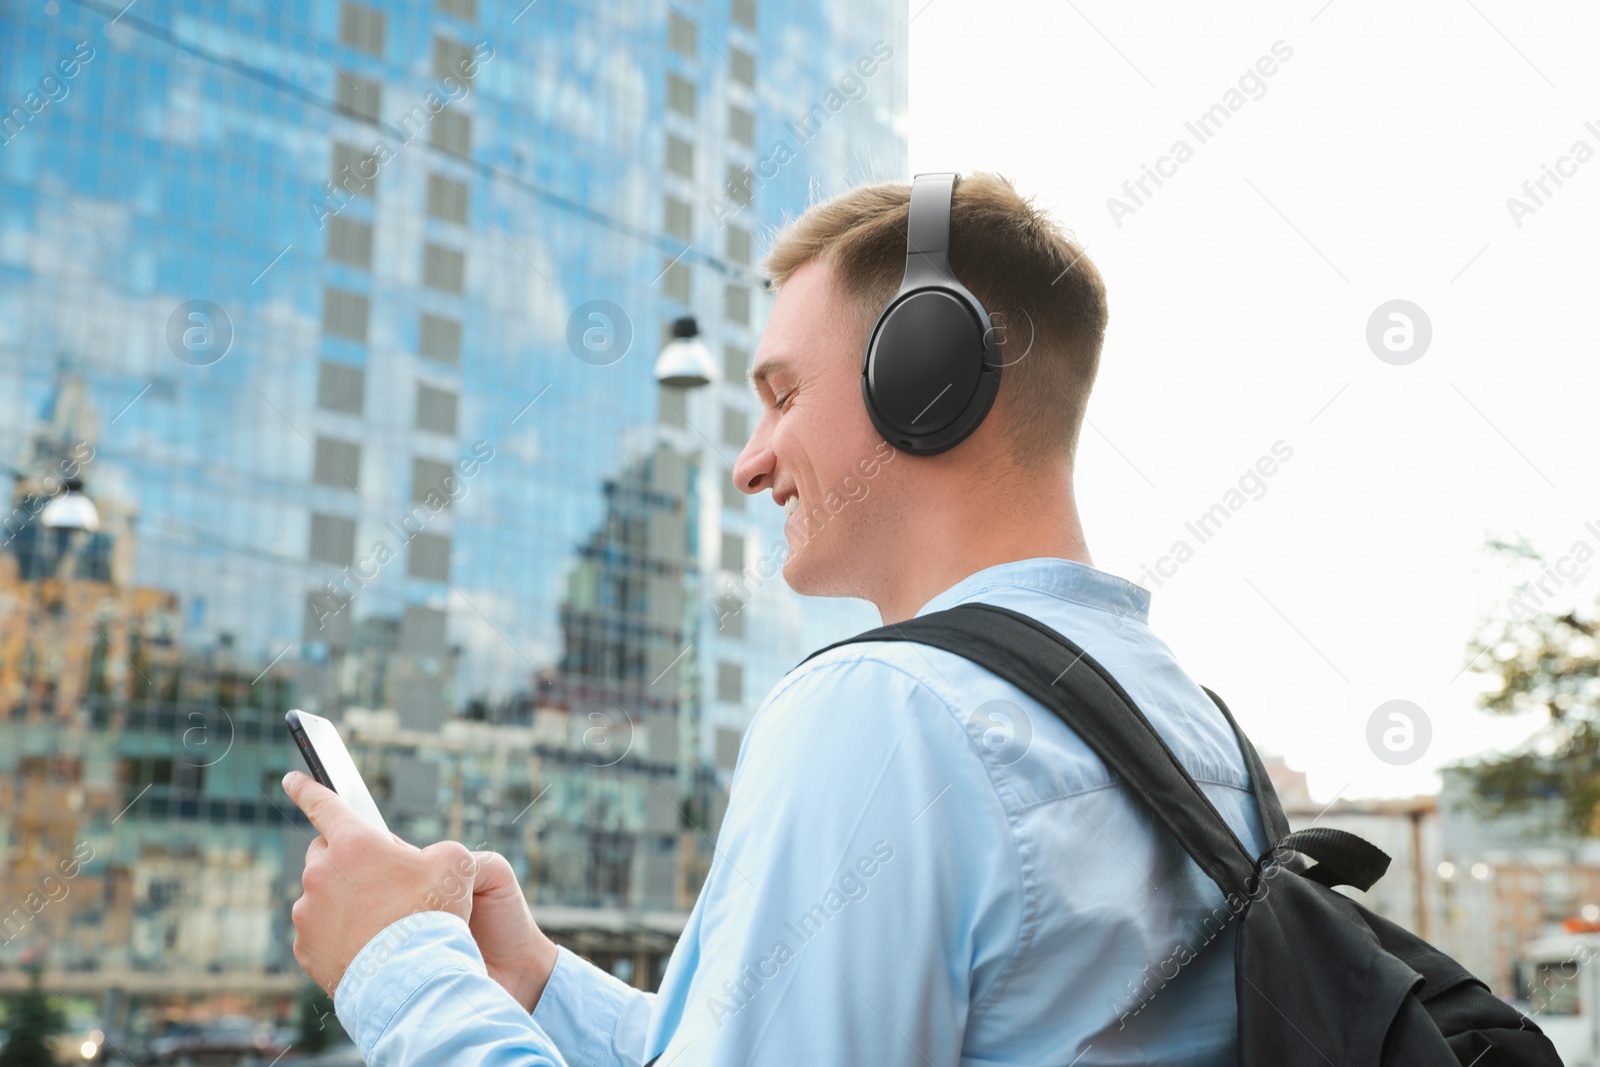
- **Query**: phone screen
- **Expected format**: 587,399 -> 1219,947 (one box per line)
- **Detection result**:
286,709 -> 390,835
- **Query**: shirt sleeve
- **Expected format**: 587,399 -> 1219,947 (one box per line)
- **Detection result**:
640,652 -> 1020,1067
532,944 -> 656,1067
334,909 -> 573,1067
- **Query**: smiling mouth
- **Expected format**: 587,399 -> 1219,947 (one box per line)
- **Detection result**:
783,494 -> 799,518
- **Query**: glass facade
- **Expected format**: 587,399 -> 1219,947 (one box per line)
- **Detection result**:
0,0 -> 905,1040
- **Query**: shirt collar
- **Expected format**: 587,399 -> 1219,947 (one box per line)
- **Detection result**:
912,556 -> 1152,623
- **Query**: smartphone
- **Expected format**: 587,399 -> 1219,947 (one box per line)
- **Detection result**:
285,709 -> 390,835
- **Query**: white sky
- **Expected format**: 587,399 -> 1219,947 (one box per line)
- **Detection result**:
906,0 -> 1600,801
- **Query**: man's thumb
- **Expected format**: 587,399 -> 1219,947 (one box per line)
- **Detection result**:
283,771 -> 347,838
470,850 -> 519,896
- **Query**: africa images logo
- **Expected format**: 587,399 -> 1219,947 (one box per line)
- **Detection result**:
1107,40 -> 1294,228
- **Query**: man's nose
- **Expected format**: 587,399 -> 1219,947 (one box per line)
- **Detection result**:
731,436 -> 773,497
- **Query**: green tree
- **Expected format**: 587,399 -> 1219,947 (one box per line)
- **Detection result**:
1460,538 -> 1600,836
296,982 -> 345,1053
0,960 -> 65,1067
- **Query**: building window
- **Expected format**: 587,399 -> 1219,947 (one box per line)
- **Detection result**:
726,225 -> 751,265
716,662 -> 743,704
313,437 -> 361,489
322,287 -> 369,342
668,11 -> 697,56
664,196 -> 692,241
719,532 -> 744,573
732,0 -> 756,30
423,243 -> 466,293
416,384 -> 458,434
667,73 -> 695,116
666,134 -> 693,178
317,361 -> 364,415
658,385 -> 687,429
408,532 -> 451,581
309,513 -> 357,566
661,259 -> 690,303
420,314 -> 462,363
304,591 -> 350,645
436,0 -> 476,19
327,216 -> 373,268
412,457 -> 456,506
331,142 -> 378,198
728,104 -> 753,147
428,174 -> 468,224
432,110 -> 471,155
434,36 -> 475,81
725,284 -> 749,326
729,46 -> 755,87
723,344 -> 747,382
401,604 -> 448,657
715,726 -> 743,769
335,71 -> 382,122
723,466 -> 745,511
714,594 -> 745,637
721,406 -> 747,447
726,164 -> 752,207
339,2 -> 385,56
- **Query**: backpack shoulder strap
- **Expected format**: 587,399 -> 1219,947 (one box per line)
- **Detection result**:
1198,685 -> 1292,844
799,601 -> 1260,899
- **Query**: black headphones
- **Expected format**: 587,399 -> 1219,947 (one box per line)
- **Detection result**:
861,172 -> 1001,456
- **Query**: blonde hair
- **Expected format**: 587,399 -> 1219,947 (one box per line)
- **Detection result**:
763,174 -> 1108,469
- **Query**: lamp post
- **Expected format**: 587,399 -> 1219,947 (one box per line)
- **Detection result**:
42,476 -> 99,585
654,316 -> 718,388
654,316 -> 716,840
40,477 -> 101,533
5,466 -> 99,581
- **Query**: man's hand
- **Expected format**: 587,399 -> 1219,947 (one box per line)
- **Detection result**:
283,771 -> 478,997
467,850 -> 560,1013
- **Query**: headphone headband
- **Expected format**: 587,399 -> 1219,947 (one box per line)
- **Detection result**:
906,172 -> 957,268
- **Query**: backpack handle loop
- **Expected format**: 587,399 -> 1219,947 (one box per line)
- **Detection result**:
1265,826 -> 1391,892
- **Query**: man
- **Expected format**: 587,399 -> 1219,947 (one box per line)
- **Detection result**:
287,173 -> 1269,1065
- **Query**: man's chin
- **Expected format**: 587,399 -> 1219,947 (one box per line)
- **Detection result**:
780,525 -> 814,589
780,532 -> 846,599
781,558 -> 824,598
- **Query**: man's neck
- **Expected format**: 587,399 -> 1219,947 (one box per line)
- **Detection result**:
872,474 -> 1091,625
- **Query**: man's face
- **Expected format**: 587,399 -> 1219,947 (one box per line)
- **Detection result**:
732,260 -> 903,597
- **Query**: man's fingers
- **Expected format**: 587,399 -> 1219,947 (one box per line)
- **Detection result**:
283,770 -> 360,841
416,840 -> 477,911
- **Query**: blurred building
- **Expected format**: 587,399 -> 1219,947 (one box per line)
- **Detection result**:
1268,757 -> 1600,1000
1434,767 -> 1600,1000
0,0 -> 905,1042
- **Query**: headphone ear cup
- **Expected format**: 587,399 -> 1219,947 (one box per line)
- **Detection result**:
864,288 -> 996,454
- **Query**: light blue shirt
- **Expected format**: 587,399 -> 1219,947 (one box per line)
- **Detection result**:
334,557 -> 1269,1066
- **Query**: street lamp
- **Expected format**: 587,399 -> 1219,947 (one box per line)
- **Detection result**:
654,317 -> 718,389
40,477 -> 100,532
655,316 -> 715,890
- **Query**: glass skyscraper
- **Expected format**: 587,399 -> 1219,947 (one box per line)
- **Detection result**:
0,0 -> 905,1042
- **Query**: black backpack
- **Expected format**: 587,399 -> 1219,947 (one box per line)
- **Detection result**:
800,601 -> 1564,1067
